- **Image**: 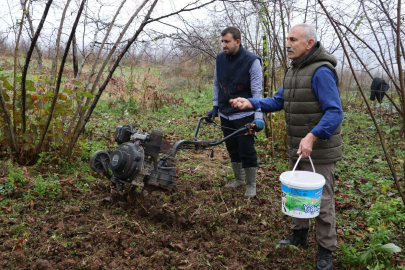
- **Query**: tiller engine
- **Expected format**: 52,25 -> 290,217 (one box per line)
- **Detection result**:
90,117 -> 259,188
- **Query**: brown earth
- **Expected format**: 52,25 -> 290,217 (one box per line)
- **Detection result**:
0,145 -> 351,270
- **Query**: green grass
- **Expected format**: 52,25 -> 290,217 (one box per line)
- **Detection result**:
1,62 -> 404,269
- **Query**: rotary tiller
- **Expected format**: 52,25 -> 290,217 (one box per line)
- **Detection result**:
89,116 -> 258,189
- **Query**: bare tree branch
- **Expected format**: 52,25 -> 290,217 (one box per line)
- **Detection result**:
147,0 -> 217,24
12,0 -> 27,132
334,20 -> 401,93
51,0 -> 72,79
317,0 -> 405,206
68,0 -> 159,159
395,0 -> 405,135
36,0 -> 86,157
23,0 -> 43,77
21,0 -> 53,133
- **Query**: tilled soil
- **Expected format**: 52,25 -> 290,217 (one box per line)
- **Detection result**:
2,148 -> 342,269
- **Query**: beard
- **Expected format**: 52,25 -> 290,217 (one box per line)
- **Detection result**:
224,46 -> 237,55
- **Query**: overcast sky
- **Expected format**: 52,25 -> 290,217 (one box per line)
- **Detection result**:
0,0 -> 403,76
0,0 -> 212,40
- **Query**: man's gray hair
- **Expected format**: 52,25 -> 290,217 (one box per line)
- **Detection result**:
291,23 -> 318,43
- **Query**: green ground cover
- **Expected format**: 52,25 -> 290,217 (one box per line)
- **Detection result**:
0,68 -> 404,269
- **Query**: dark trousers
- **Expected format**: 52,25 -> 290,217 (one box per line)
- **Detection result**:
220,115 -> 257,168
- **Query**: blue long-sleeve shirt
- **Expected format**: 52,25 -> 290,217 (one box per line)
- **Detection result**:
248,66 -> 343,140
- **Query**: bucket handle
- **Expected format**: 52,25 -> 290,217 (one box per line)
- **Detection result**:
290,155 -> 315,176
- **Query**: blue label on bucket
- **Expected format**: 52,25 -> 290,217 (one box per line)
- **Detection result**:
281,184 -> 323,217
303,204 -> 320,215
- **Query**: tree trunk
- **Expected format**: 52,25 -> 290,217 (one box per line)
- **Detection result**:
72,34 -> 79,78
0,82 -> 19,152
24,0 -> 44,109
21,0 -> 53,133
67,0 -> 159,160
64,0 -> 127,143
36,0 -> 86,159
12,0 -> 28,133
317,0 -> 405,206
51,0 -> 72,80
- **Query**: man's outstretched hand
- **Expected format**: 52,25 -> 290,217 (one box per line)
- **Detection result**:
229,98 -> 254,110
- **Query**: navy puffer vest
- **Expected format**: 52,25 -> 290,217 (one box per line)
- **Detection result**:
216,45 -> 260,116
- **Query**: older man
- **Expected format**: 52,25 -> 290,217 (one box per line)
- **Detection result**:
230,23 -> 343,270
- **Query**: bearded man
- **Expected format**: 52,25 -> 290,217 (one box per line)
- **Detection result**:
206,27 -> 264,198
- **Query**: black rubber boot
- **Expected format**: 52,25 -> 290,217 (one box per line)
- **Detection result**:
316,244 -> 333,270
276,228 -> 308,248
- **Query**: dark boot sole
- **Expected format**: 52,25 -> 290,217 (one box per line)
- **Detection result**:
316,265 -> 332,270
277,240 -> 308,249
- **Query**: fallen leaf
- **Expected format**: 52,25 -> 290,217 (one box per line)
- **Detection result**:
8,219 -> 17,225
170,243 -> 185,251
261,251 -> 269,257
15,239 -> 24,251
366,227 -> 374,232
192,164 -> 202,173
26,217 -> 35,223
71,206 -> 81,212
6,202 -> 11,212
357,221 -> 366,228
101,196 -> 113,202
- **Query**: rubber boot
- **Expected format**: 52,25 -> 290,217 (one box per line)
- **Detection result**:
316,244 -> 333,270
244,168 -> 257,198
225,163 -> 245,188
277,228 -> 308,248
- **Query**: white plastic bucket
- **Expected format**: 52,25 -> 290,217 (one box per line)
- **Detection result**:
279,155 -> 325,218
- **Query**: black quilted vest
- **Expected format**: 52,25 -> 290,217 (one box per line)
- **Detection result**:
217,45 -> 260,116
